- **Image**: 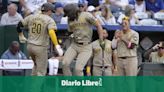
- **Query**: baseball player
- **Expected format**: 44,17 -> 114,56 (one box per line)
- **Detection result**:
112,16 -> 139,76
62,3 -> 104,76
17,3 -> 63,76
87,30 -> 117,76
144,41 -> 164,63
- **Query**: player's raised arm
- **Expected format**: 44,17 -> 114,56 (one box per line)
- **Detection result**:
95,19 -> 104,41
41,3 -> 63,57
85,12 -> 104,41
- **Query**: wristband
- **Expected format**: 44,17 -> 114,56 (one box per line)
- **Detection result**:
127,42 -> 132,48
86,66 -> 91,73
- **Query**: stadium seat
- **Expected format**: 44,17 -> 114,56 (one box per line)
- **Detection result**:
135,12 -> 149,19
153,12 -> 164,20
139,19 -> 158,26
153,12 -> 164,25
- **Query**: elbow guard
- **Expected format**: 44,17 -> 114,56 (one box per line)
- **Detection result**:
17,21 -> 24,33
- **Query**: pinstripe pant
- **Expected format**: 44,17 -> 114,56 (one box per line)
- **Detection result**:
62,42 -> 92,76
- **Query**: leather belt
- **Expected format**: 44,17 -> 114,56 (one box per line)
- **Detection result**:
119,57 -> 128,59
77,42 -> 90,45
99,66 -> 109,69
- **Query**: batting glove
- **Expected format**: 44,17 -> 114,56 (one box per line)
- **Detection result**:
55,45 -> 63,56
19,35 -> 27,43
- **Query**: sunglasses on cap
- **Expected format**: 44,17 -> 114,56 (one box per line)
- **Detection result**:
122,16 -> 130,21
159,47 -> 164,49
78,4 -> 84,7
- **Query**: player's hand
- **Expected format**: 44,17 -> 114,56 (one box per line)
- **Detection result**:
19,35 -> 27,43
152,44 -> 159,50
115,31 -> 122,40
55,45 -> 63,56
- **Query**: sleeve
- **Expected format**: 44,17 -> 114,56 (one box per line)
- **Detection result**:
21,15 -> 30,28
111,39 -> 118,49
0,14 -> 7,25
96,15 -> 104,25
1,53 -> 9,59
48,18 -> 57,31
85,12 -> 97,26
130,32 -> 139,45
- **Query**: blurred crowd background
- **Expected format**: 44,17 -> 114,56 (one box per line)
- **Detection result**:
0,0 -> 163,26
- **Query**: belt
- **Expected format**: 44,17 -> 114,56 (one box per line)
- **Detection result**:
99,66 -> 109,69
119,56 -> 136,59
77,42 -> 90,45
119,57 -> 128,59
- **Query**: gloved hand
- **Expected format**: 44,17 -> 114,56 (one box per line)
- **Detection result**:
152,44 -> 159,50
19,35 -> 27,43
55,45 -> 63,56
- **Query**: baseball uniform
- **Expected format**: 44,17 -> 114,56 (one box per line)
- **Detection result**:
150,52 -> 164,63
91,39 -> 114,76
62,12 -> 97,76
21,13 -> 57,76
113,29 -> 139,76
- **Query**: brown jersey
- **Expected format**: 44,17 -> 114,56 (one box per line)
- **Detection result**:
68,12 -> 97,43
150,52 -> 164,63
116,29 -> 139,57
22,13 -> 57,46
92,39 -> 113,66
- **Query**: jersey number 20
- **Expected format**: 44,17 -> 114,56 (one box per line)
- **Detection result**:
32,23 -> 41,34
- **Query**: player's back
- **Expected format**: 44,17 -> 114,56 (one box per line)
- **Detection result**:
24,13 -> 56,46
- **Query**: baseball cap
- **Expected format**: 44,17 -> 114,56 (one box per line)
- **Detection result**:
41,3 -> 55,12
54,2 -> 63,10
87,6 -> 96,12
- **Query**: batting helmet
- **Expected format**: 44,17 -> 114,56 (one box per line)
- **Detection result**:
41,3 -> 55,13
64,3 -> 80,21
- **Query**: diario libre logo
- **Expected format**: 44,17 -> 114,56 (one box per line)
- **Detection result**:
61,78 -> 102,87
